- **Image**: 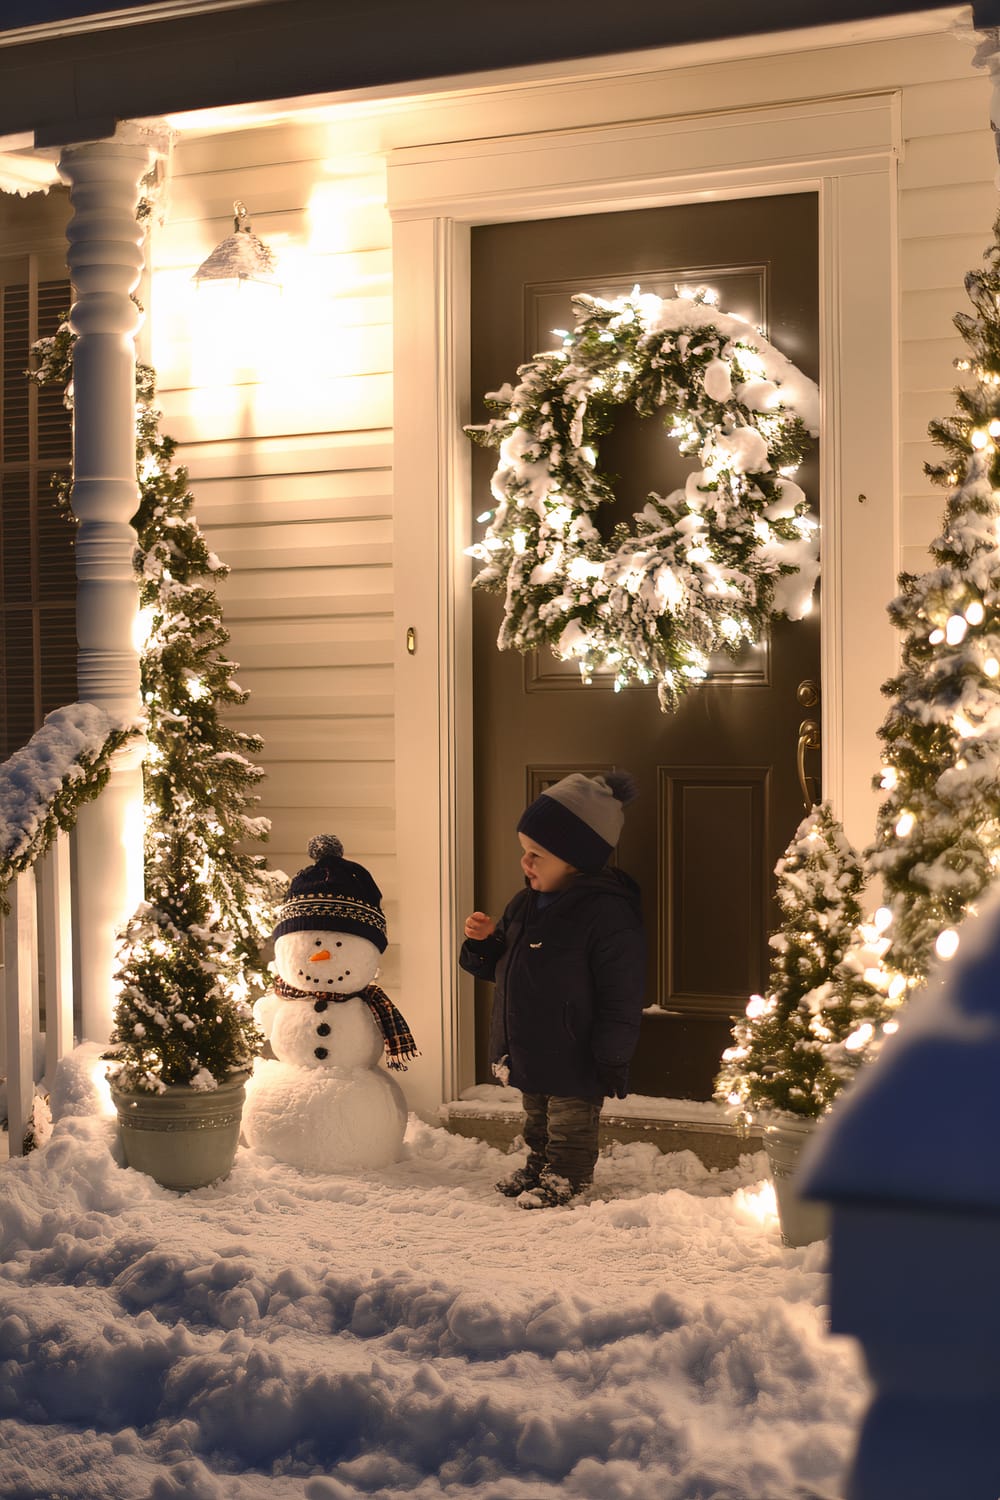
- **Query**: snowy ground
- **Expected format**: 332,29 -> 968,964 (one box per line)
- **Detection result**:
0,1088 -> 867,1500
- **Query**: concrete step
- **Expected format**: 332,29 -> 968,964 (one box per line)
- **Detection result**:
440,1095 -> 763,1172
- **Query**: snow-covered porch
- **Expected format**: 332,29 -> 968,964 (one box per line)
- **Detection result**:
1,1046 -> 860,1500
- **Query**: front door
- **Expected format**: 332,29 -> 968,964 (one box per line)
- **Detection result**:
469,195 -> 820,1100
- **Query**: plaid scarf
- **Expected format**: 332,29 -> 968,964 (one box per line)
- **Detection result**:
272,976 -> 418,1070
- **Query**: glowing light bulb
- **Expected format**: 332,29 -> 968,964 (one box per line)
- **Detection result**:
745,995 -> 767,1019
880,765 -> 898,790
873,907 -> 893,932
895,811 -> 915,838
888,973 -> 907,1001
132,607 -> 156,653
845,1022 -> 875,1052
929,628 -> 945,645
990,419 -> 1000,437
946,615 -> 968,645
965,600 -> 985,625
986,657 -> 1000,678
972,429 -> 989,449
935,928 -> 960,960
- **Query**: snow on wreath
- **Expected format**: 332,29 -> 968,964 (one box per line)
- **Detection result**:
465,286 -> 821,712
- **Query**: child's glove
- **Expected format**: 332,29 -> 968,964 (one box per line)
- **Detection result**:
597,1062 -> 629,1100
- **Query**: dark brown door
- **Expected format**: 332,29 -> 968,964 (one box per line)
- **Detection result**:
469,195 -> 820,1100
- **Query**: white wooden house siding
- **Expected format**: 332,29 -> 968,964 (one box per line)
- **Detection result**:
898,78 -> 999,574
148,140 -> 399,991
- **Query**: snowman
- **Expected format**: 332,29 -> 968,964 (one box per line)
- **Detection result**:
242,834 -> 417,1172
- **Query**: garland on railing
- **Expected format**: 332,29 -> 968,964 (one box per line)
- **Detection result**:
0,704 -> 143,914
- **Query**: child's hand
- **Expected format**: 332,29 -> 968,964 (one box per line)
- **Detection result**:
464,911 -> 496,940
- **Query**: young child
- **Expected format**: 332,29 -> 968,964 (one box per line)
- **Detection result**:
460,770 -> 645,1208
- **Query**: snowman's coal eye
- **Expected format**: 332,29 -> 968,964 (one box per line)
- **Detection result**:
336,941 -> 342,947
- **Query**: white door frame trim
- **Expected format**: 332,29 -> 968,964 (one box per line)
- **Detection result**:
389,90 -> 900,1110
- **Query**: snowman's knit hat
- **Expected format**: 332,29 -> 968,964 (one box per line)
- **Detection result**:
273,834 -> 388,952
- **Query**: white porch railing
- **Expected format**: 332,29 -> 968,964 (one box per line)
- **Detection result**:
0,702 -> 143,1158
0,832 -> 74,1157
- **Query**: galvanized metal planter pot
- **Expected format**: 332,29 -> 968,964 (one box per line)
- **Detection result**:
763,1115 -> 830,1247
110,1072 -> 248,1191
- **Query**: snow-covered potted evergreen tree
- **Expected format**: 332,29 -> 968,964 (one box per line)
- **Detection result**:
31,329 -> 283,1189
866,215 -> 1000,1000
719,215 -> 1000,1241
715,803 -> 894,1243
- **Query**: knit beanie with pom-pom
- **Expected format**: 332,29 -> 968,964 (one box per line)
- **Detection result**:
272,834 -> 388,951
517,771 -> 638,874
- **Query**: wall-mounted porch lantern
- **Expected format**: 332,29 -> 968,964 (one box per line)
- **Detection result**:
193,200 -> 279,289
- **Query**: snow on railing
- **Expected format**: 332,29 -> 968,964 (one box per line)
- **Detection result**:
1,704 -> 142,1157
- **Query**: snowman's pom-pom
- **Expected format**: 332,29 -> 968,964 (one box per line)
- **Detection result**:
308,833 -> 344,863
605,770 -> 639,806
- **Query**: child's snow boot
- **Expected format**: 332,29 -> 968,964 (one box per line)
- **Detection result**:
516,1168 -> 580,1209
495,1164 -> 542,1198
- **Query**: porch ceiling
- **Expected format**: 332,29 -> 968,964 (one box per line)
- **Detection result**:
0,0 -> 991,148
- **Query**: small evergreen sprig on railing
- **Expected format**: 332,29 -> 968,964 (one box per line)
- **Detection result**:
0,704 -> 143,914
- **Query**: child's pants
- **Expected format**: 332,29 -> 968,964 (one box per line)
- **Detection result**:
521,1091 -> 602,1187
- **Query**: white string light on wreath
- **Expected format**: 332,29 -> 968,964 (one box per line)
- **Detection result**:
466,286 -> 821,712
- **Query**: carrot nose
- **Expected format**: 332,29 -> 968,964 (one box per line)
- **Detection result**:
310,949 -> 331,962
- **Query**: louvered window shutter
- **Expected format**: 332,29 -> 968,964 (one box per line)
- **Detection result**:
0,261 -> 75,759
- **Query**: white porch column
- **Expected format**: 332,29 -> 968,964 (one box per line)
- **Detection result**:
57,129 -> 159,1042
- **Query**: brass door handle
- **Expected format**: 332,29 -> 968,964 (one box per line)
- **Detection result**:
797,718 -> 820,810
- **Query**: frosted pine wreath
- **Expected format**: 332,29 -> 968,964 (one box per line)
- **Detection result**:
466,287 -> 821,711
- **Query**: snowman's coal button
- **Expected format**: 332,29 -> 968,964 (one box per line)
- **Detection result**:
313,999 -> 328,1013
314,1046 -> 329,1060
316,1023 -> 331,1037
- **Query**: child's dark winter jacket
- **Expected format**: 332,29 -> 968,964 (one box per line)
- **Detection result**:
459,868 -> 645,1100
